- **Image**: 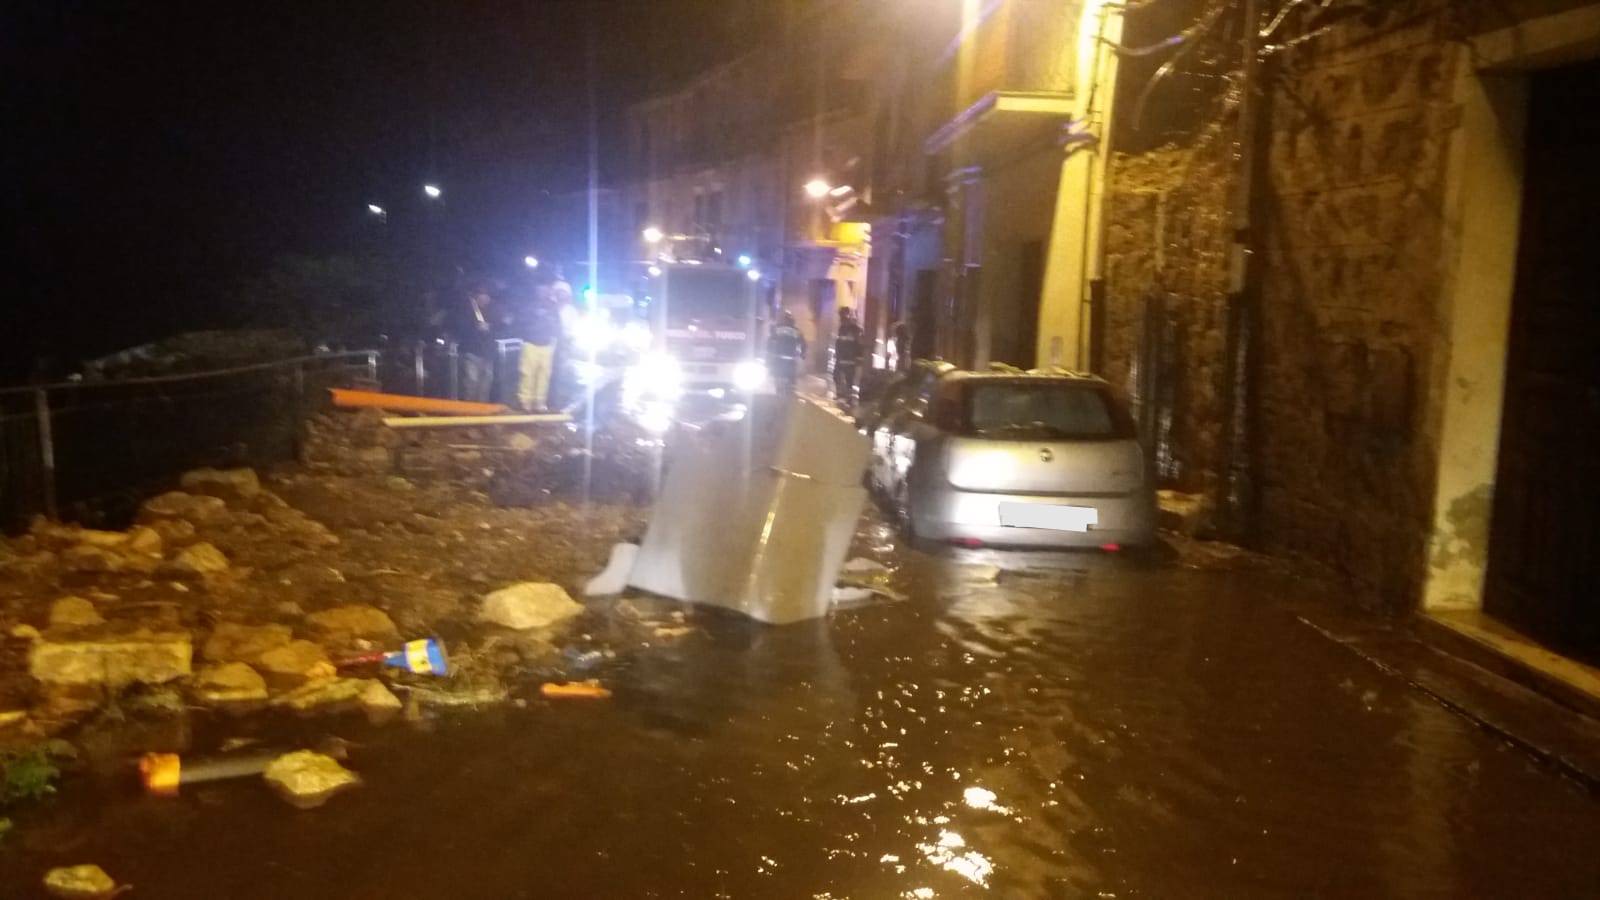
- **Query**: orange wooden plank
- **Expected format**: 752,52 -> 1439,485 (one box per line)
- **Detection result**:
328,388 -> 508,416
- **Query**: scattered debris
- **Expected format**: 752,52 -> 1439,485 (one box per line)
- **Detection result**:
141,750 -> 278,796
168,541 -> 230,577
180,467 -> 262,501
262,750 -> 361,809
406,682 -> 510,709
541,679 -> 612,700
29,630 -> 193,688
336,637 -> 450,676
360,681 -> 403,725
583,543 -> 639,597
953,564 -> 1000,583
652,625 -> 693,639
305,604 -> 401,647
843,557 -> 890,574
138,490 -> 229,526
481,582 -> 583,631
48,596 -> 105,630
9,623 -> 42,642
272,677 -> 373,717
256,640 -> 336,687
202,622 -> 293,667
42,864 -> 121,899
191,662 -> 269,711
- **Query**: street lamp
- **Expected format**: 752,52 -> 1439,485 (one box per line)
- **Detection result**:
524,255 -> 540,269
804,178 -> 831,199
642,225 -> 664,244
366,203 -> 386,216
736,254 -> 753,268
647,265 -> 663,277
423,183 -> 442,199
746,269 -> 762,282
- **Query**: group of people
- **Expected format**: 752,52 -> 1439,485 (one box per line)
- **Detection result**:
766,306 -> 881,406
435,275 -> 566,412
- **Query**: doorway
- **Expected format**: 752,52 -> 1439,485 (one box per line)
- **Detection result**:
1483,60 -> 1600,665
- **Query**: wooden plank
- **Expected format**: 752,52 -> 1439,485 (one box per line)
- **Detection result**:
329,388 -> 507,416
381,414 -> 571,429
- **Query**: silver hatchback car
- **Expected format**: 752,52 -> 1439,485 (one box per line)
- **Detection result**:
865,367 -> 1156,549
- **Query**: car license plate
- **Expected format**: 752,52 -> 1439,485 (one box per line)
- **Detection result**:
999,503 -> 1097,532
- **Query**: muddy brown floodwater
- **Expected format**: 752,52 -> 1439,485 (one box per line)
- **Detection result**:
3,534 -> 1598,898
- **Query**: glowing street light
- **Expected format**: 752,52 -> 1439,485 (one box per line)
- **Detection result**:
423,183 -> 442,199
746,269 -> 762,282
524,255 -> 540,269
641,225 -> 664,244
736,254 -> 753,268
803,178 -> 831,199
366,203 -> 386,216
647,265 -> 663,277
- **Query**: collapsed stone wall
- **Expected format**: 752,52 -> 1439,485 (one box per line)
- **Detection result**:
1104,2 -> 1480,607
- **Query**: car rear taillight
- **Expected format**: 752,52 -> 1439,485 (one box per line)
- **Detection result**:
949,537 -> 985,549
1099,543 -> 1122,553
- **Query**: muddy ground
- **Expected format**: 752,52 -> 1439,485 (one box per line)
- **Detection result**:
1,408 -> 1596,898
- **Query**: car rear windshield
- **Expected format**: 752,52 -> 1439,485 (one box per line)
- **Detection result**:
959,382 -> 1131,440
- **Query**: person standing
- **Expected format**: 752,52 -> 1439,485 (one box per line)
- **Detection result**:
767,309 -> 806,395
442,281 -> 499,402
832,306 -> 863,407
891,319 -> 913,372
514,280 -> 560,412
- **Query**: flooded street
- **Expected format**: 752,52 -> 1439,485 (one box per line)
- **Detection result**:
4,535 -> 1597,898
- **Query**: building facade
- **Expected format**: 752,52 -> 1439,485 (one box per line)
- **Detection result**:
1098,0 -> 1600,670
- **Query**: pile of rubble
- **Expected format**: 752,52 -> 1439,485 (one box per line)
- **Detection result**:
0,448 -> 645,752
299,405 -> 657,504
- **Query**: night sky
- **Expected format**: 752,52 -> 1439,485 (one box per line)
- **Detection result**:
1,0 -> 759,379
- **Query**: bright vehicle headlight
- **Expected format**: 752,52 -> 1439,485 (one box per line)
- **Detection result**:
619,320 -> 652,352
630,351 -> 682,399
572,359 -> 604,386
732,359 -> 767,391
570,313 -> 616,355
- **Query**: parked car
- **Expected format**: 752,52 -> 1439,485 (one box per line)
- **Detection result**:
865,366 -> 1156,549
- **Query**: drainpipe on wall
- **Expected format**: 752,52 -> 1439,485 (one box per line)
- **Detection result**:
1218,0 -> 1268,542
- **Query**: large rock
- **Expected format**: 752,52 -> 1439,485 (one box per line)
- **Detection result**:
179,467 -> 261,501
48,596 -> 105,629
147,517 -> 197,548
257,639 -> 335,687
480,582 -> 583,631
60,544 -> 124,574
262,750 -> 360,810
168,541 -> 229,577
42,864 -> 119,899
30,630 -> 192,687
202,622 -> 293,666
192,662 -> 268,710
305,605 -> 399,647
273,677 -> 370,716
361,681 -> 402,725
122,525 -> 163,558
139,491 -> 229,526
262,505 -> 340,547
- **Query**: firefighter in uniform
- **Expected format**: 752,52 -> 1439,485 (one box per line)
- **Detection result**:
767,309 -> 806,395
832,307 -> 863,408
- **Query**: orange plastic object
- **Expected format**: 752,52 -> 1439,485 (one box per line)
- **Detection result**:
540,679 -> 613,700
140,752 -> 182,796
328,388 -> 507,416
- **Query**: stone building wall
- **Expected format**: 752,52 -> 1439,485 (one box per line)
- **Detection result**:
1103,2 -> 1484,605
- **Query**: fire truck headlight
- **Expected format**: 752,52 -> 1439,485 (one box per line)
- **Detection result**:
620,320 -> 652,352
633,351 -> 682,399
571,315 -> 616,355
732,359 -> 767,392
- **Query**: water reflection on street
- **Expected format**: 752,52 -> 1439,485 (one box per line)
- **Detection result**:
4,543 -> 1598,898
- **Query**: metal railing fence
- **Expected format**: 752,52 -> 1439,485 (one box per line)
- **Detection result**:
0,351 -> 378,531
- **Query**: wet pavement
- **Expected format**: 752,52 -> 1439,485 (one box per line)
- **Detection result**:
4,541 -> 1598,898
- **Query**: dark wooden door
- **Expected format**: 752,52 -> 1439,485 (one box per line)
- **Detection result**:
1484,61 -> 1600,665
